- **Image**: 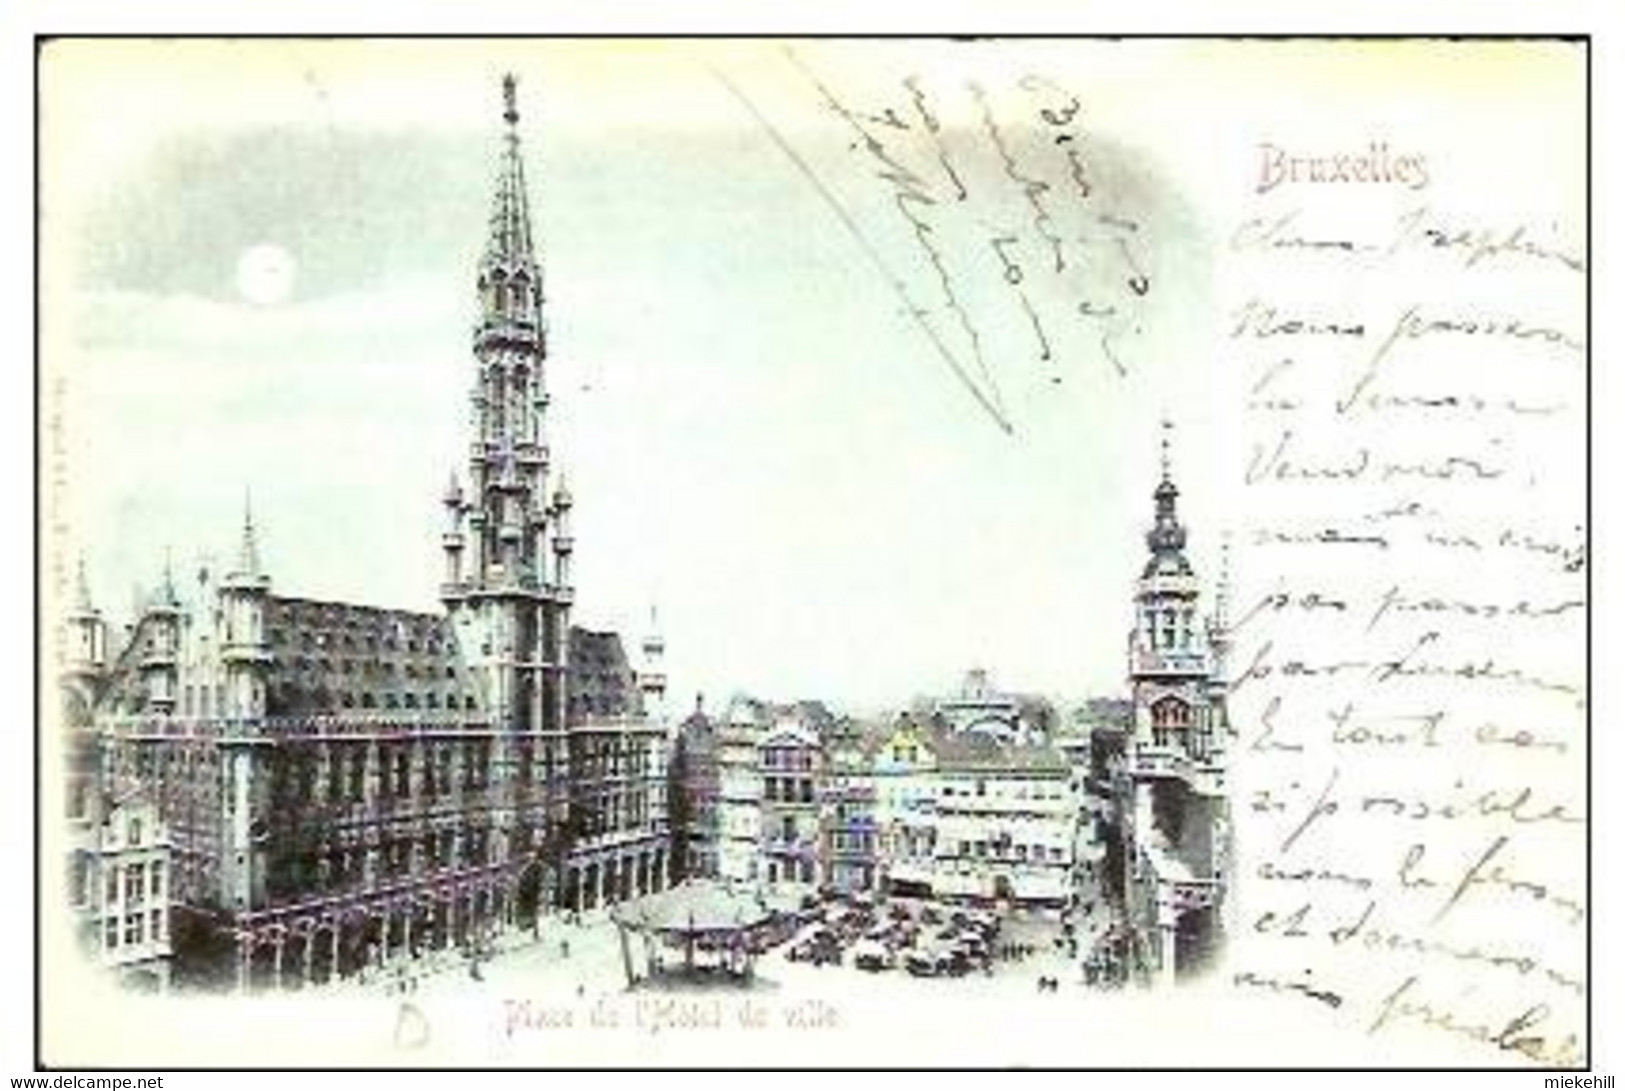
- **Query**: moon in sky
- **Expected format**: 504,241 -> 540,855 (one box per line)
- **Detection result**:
235,243 -> 298,306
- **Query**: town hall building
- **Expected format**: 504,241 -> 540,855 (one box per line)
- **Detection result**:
58,76 -> 672,991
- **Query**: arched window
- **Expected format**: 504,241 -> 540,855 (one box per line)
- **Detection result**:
1150,696 -> 1192,747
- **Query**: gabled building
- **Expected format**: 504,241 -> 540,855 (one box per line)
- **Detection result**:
669,697 -> 720,881
871,716 -> 939,897
715,697 -> 767,884
820,721 -> 878,894
758,714 -> 823,886
86,786 -> 174,991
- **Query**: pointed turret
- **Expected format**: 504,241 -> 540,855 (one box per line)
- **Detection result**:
639,605 -> 667,722
157,547 -> 181,608
72,556 -> 95,616
224,494 -> 269,589
65,556 -> 106,678
140,552 -> 183,714
219,495 -> 272,719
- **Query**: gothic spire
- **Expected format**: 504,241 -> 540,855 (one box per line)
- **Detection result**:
484,73 -> 537,277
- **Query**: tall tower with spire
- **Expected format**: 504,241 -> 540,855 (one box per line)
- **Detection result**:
439,76 -> 575,911
1119,422 -> 1230,986
442,74 -> 573,737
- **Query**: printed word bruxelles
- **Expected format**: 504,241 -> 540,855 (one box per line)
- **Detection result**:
1255,141 -> 1431,194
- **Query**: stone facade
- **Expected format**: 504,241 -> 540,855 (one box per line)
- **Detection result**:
60,77 -> 671,992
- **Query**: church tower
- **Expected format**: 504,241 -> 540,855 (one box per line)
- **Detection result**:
1129,423 -> 1214,752
440,77 -> 575,913
1121,423 -> 1230,985
441,74 -> 573,739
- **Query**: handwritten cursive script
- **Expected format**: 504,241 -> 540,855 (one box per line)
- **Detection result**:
1225,123 -> 1585,1066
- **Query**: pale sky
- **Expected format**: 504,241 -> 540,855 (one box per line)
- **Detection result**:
41,39 -> 1231,711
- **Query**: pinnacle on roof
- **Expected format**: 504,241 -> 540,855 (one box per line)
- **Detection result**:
233,492 -> 264,580
73,556 -> 96,615
643,605 -> 665,651
157,547 -> 180,607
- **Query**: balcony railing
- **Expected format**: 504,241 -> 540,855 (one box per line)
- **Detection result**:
474,317 -> 541,346
1131,648 -> 1211,676
1129,745 -> 1192,780
101,711 -> 498,740
1130,745 -> 1225,790
221,643 -> 274,664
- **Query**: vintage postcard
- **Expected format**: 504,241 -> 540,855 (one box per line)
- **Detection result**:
34,37 -> 1587,1069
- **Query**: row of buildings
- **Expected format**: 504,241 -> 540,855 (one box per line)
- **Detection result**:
671,678 -> 1092,908
52,75 -> 1232,993
662,436 -> 1235,986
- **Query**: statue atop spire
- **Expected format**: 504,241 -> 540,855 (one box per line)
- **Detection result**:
502,72 -> 520,127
